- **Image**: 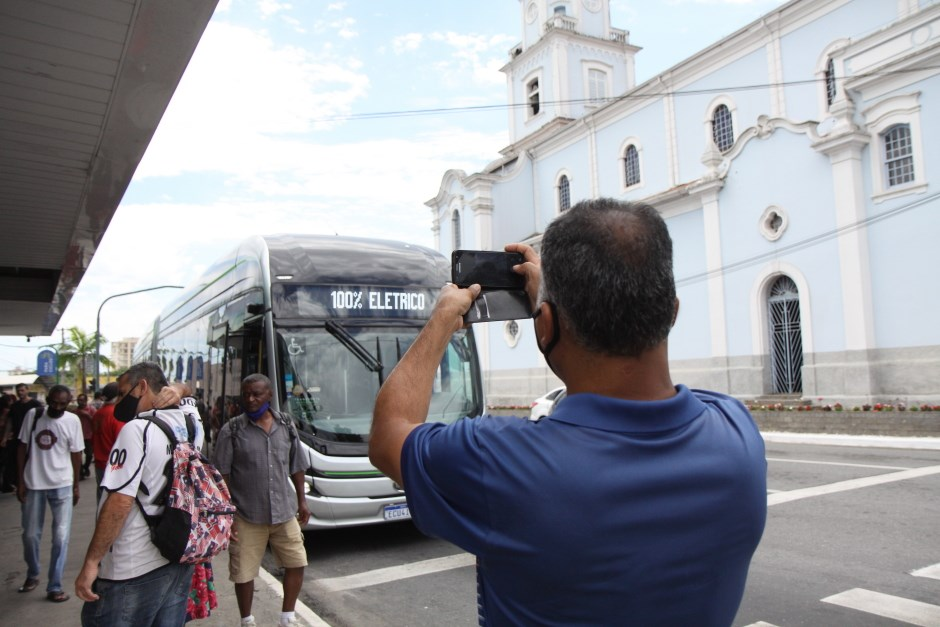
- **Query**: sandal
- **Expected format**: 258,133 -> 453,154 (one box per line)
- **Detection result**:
47,590 -> 69,603
17,578 -> 39,593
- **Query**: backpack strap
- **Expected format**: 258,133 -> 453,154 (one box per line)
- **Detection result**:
273,409 -> 298,470
23,408 -> 42,465
136,412 -> 185,517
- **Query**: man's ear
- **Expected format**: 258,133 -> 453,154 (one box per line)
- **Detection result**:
534,301 -> 555,346
671,298 -> 680,327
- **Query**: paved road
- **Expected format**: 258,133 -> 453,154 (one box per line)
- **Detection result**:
295,440 -> 940,627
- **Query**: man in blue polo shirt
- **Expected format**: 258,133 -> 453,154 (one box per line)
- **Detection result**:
370,198 -> 767,626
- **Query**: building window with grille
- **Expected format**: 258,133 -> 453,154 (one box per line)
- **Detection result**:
825,58 -> 837,107
883,124 -> 914,187
768,275 -> 803,395
528,78 -> 540,117
558,175 -> 570,212
452,209 -> 461,249
623,144 -> 640,188
712,104 -> 734,152
588,69 -> 607,104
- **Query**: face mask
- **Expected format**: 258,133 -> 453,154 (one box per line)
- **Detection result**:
533,302 -> 561,375
245,401 -> 270,422
114,391 -> 141,423
46,407 -> 65,419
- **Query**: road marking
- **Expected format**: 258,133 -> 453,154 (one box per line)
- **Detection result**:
258,566 -> 332,626
766,457 -> 912,471
912,563 -> 940,581
768,464 -> 940,506
315,553 -> 476,592
822,588 -> 940,626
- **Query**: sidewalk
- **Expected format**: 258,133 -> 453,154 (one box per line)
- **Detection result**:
0,484 -> 329,626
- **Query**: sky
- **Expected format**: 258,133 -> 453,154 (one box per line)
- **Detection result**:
0,0 -> 788,376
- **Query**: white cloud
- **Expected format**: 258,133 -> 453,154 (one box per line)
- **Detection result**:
259,0 -> 291,18
392,33 -> 424,54
426,31 -> 515,88
137,22 -> 370,178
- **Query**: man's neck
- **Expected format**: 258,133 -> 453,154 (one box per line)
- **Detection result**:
561,343 -> 675,402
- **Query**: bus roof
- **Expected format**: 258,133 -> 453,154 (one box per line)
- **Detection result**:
263,234 -> 448,287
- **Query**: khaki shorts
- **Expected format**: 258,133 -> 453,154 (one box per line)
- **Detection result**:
228,513 -> 308,583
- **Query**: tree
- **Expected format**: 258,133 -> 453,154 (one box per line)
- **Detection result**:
57,327 -> 114,393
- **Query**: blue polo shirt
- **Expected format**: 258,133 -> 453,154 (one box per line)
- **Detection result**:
401,385 -> 767,626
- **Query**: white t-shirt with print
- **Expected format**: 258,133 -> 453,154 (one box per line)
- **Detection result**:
18,408 -> 84,490
98,402 -> 204,580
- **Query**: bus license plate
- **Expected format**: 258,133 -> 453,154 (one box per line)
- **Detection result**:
384,503 -> 411,521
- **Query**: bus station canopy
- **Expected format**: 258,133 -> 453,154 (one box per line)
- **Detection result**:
0,0 -> 218,337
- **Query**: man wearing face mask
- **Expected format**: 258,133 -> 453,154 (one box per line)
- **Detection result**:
75,361 -> 203,626
212,374 -> 310,627
370,198 -> 767,626
16,384 -> 84,602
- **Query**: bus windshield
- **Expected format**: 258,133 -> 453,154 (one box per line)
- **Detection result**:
277,325 -> 480,449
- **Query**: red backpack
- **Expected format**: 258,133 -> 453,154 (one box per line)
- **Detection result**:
136,412 -> 237,564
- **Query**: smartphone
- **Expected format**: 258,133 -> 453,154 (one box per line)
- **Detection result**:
463,289 -> 533,323
451,250 -> 525,289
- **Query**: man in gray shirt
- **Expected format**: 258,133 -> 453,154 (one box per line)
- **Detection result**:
214,374 -> 310,627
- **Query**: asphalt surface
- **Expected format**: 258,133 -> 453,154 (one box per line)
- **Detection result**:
3,432 -> 939,626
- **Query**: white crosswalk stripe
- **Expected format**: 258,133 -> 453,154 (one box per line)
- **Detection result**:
314,553 -> 476,592
911,563 -> 940,581
822,588 -> 940,626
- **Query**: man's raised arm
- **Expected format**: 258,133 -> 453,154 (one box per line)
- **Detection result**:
370,283 -> 480,486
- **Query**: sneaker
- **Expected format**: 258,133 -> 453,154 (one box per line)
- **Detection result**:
276,617 -> 303,626
240,618 -> 256,626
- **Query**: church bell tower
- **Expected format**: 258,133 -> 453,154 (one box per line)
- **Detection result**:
503,0 -> 640,144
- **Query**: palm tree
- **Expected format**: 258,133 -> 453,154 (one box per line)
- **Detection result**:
57,326 -> 114,393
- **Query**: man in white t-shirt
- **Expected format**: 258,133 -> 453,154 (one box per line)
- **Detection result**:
16,384 -> 84,601
75,361 -> 204,627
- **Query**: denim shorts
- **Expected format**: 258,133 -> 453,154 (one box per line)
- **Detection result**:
81,561 -> 194,627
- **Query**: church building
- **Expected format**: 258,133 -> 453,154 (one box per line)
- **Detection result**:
427,0 -> 940,407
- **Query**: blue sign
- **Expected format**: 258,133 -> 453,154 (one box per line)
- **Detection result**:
37,350 -> 57,377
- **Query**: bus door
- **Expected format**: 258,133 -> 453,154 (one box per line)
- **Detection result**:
209,321 -> 265,424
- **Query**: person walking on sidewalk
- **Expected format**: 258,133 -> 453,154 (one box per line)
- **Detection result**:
75,361 -> 203,626
75,394 -> 95,480
90,383 -> 122,486
16,384 -> 84,602
3,383 -> 42,492
213,374 -> 310,627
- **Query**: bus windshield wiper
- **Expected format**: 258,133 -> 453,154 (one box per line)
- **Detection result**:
325,321 -> 384,373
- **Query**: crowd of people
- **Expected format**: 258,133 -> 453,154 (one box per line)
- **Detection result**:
4,370 -> 307,627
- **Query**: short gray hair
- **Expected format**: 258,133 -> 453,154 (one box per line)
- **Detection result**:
540,198 -> 676,357
122,361 -> 168,393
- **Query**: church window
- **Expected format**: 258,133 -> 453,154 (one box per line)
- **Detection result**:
588,69 -> 607,104
452,209 -> 462,249
825,58 -> 837,107
712,104 -> 734,152
883,124 -> 914,187
558,175 -> 570,212
528,78 -> 541,117
623,144 -> 640,188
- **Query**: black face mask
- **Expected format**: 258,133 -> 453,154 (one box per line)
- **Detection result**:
46,407 -> 65,419
533,302 -> 561,375
114,392 -> 141,423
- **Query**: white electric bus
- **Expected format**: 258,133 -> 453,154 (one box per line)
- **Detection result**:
134,235 -> 483,528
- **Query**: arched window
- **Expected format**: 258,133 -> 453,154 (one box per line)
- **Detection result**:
558,175 -> 570,212
452,209 -> 462,249
712,104 -> 734,152
768,276 -> 803,394
623,144 -> 640,187
883,123 -> 914,187
527,78 -> 540,117
825,58 -> 837,107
